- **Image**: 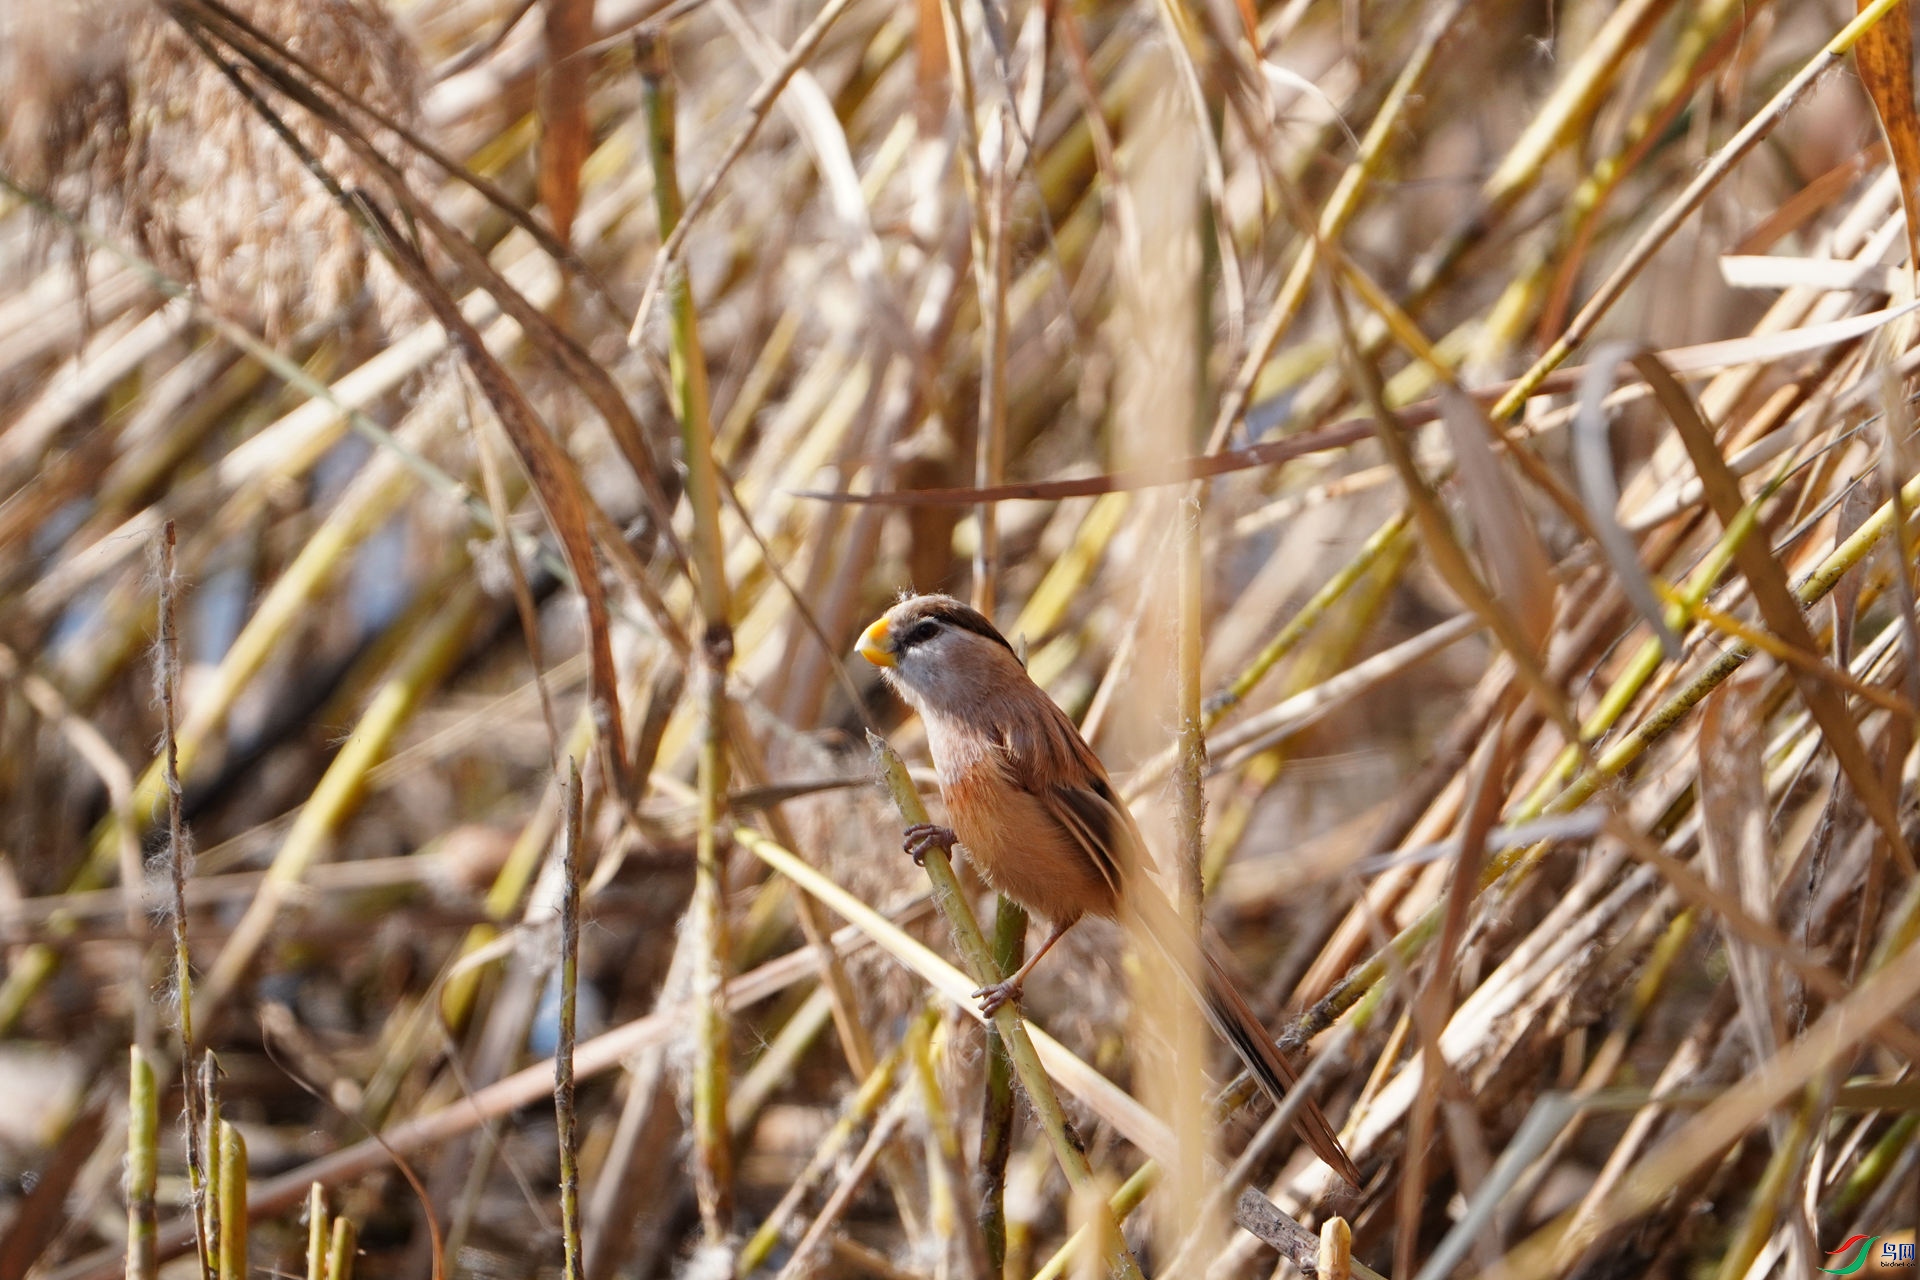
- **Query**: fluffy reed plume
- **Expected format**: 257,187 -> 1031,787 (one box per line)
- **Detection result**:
1,0 -> 420,335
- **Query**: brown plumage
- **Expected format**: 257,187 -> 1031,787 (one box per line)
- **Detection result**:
858,592 -> 1362,1188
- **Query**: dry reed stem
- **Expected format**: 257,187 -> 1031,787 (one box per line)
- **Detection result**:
637,28 -> 736,1244
125,1046 -> 159,1280
554,758 -> 584,1280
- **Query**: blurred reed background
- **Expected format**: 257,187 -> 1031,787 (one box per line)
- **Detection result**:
2,0 -> 1920,1277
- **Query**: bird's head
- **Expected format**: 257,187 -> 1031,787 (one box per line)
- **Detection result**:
856,593 -> 1023,713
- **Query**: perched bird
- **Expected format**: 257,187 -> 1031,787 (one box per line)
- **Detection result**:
857,592 -> 1361,1187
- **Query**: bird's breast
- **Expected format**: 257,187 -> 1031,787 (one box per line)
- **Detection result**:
929,737 -> 1121,926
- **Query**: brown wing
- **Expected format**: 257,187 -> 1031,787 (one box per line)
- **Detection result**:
1043,776 -> 1135,902
979,700 -> 1140,911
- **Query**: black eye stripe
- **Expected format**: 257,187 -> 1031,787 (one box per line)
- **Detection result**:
941,610 -> 1017,655
901,599 -> 1018,657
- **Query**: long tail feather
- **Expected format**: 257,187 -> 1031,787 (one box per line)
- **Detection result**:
1127,882 -> 1362,1187
1200,947 -> 1362,1187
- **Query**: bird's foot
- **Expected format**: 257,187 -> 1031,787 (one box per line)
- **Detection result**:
972,978 -> 1023,1018
903,822 -> 957,867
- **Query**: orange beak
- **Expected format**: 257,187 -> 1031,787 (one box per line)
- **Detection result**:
856,617 -> 895,667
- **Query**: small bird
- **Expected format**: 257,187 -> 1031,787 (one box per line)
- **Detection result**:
858,592 -> 1362,1187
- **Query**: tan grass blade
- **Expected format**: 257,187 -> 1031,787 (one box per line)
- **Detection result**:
1853,0 -> 1920,282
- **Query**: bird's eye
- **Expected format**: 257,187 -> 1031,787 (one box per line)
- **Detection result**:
903,619 -> 941,648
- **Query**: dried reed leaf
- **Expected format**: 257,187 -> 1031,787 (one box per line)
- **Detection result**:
1853,0 -> 1920,282
1719,256 -> 1904,293
536,0 -> 592,247
1438,386 -> 1556,652
1698,675 -> 1783,1065
1573,343 -> 1685,660
361,202 -> 628,782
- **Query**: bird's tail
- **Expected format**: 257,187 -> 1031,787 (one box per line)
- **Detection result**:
1198,945 -> 1362,1187
1128,883 -> 1362,1188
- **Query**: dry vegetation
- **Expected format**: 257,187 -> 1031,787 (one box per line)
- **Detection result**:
3,0 -> 1920,1277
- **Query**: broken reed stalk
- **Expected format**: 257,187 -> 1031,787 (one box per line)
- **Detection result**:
305,1186 -> 327,1280
214,1122 -> 246,1280
199,1054 -> 220,1279
325,1218 -> 356,1280
1320,1217 -> 1355,1280
125,1047 -> 158,1280
637,29 -> 737,1243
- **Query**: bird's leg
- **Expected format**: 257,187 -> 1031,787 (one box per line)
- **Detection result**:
903,822 -> 957,867
974,918 -> 1077,1017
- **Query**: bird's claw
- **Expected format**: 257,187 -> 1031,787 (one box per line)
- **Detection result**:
973,979 -> 1022,1018
903,822 -> 957,867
